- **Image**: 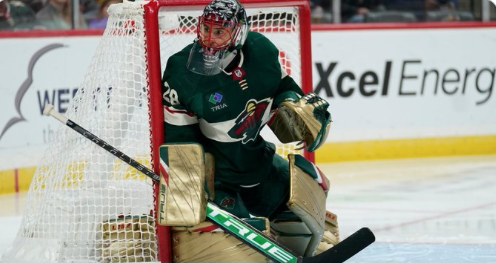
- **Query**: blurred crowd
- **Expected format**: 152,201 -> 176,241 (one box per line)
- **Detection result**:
0,0 -> 492,31
0,0 -> 121,30
310,0 -> 485,23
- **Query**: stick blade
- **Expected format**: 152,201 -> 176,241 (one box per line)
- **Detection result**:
302,227 -> 375,263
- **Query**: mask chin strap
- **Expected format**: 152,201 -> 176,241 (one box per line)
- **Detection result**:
220,50 -> 244,76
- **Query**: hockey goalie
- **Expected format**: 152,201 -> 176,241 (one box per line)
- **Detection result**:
159,0 -> 339,262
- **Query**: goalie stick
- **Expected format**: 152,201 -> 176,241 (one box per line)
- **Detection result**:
44,104 -> 375,263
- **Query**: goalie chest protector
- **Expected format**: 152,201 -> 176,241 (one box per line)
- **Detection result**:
162,31 -> 297,186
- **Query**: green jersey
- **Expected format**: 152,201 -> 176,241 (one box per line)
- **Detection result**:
162,31 -> 302,186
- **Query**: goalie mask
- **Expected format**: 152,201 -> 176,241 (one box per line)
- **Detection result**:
187,0 -> 249,76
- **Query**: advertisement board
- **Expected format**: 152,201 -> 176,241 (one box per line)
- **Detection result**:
0,24 -> 495,174
0,36 -> 100,169
312,27 -> 496,142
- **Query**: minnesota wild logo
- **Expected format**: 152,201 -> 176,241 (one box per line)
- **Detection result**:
220,197 -> 235,209
228,99 -> 270,143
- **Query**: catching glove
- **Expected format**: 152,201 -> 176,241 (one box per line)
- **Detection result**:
269,93 -> 331,152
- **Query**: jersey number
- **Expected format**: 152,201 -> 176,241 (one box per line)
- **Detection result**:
163,81 -> 179,105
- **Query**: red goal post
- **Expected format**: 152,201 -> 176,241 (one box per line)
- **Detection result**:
146,0 -> 315,168
2,0 -> 314,263
144,1 -> 313,261
145,2 -> 313,260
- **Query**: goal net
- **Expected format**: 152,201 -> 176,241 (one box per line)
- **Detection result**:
2,0 -> 313,262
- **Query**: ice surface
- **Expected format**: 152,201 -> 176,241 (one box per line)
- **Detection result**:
1,155 -> 494,262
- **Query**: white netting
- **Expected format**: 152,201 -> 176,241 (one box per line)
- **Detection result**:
2,1 -> 305,263
3,2 -> 156,263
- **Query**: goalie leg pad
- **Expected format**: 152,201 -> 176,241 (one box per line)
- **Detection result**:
270,212 -> 313,256
171,218 -> 271,263
293,154 -> 330,194
315,211 -> 340,255
271,157 -> 334,257
158,143 -> 209,227
285,154 -> 328,257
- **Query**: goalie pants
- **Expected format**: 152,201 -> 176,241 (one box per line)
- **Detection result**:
213,153 -> 290,220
